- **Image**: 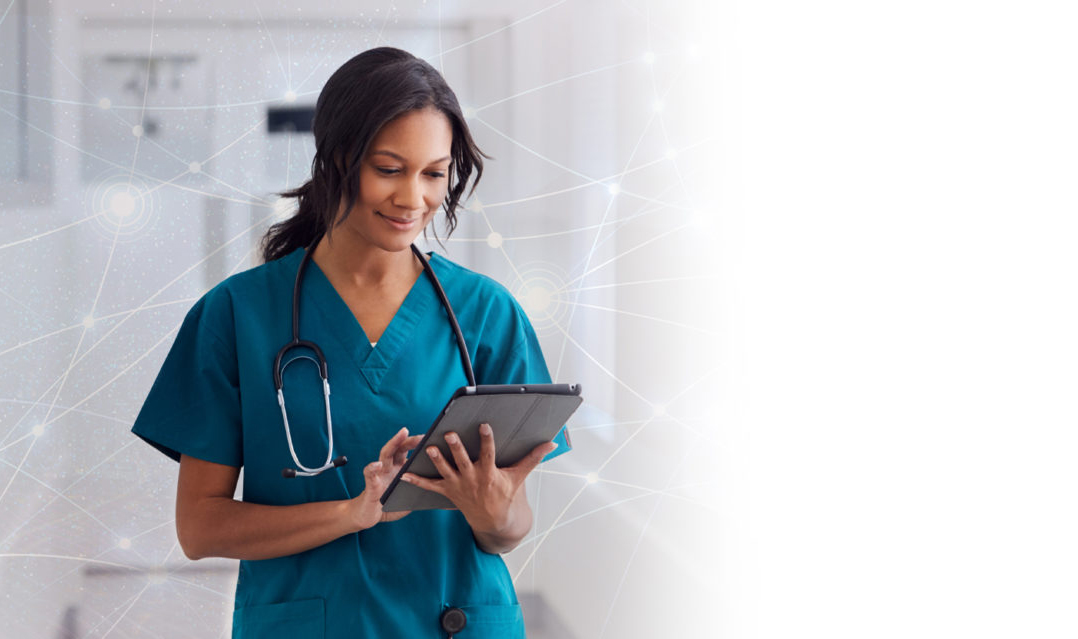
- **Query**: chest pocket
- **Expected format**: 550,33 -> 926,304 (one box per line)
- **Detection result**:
233,598 -> 325,639
453,603 -> 525,639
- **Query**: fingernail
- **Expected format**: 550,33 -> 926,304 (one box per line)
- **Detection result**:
480,423 -> 492,436
427,447 -> 439,457
402,474 -> 413,483
445,433 -> 458,444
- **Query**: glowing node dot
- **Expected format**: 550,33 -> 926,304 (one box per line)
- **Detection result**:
109,191 -> 136,218
31,424 -> 45,437
82,315 -> 95,329
524,286 -> 552,314
486,231 -> 503,249
148,567 -> 168,585
643,51 -> 656,65
652,100 -> 665,113
607,183 -> 620,196
188,161 -> 201,173
284,90 -> 297,102
652,404 -> 666,417
118,538 -> 131,550
665,147 -> 678,160
586,472 -> 599,484
132,124 -> 144,137
463,106 -> 476,118
98,97 -> 111,109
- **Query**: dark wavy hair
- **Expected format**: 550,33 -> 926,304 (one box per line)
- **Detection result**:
260,47 -> 487,263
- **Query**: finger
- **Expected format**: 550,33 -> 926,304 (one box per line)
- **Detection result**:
363,461 -> 386,495
401,472 -> 445,495
508,441 -> 558,480
392,434 -> 426,467
425,445 -> 458,480
379,427 -> 408,466
401,434 -> 424,450
478,423 -> 496,472
443,432 -> 475,478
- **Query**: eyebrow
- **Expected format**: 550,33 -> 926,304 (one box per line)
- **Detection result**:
370,150 -> 451,165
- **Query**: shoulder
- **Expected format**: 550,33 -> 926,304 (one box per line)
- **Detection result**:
429,249 -> 539,349
427,252 -> 508,297
428,252 -> 530,328
184,249 -> 301,341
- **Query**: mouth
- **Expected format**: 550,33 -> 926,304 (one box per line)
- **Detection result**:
376,211 -> 421,229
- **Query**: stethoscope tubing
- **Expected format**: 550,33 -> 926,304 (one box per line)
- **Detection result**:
273,242 -> 474,478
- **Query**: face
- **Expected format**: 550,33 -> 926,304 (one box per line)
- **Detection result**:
335,107 -> 453,253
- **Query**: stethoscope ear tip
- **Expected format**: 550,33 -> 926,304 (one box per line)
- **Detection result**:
282,468 -> 297,479
332,456 -> 348,468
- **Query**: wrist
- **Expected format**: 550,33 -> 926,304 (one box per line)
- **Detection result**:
342,499 -> 369,534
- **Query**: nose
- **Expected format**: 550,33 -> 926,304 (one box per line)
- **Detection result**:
392,174 -> 426,213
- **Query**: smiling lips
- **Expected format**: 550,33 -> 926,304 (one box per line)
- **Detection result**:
377,211 -> 420,228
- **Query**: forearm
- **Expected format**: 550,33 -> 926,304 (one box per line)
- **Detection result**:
178,497 -> 358,561
472,485 -> 533,554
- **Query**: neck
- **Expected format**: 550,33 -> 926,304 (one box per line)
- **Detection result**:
310,232 -> 421,289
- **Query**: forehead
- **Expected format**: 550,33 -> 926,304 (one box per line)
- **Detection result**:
368,108 -> 453,163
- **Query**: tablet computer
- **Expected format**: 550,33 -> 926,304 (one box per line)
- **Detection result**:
380,383 -> 582,512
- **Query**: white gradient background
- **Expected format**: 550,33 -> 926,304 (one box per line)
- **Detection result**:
1,1 -> 1076,638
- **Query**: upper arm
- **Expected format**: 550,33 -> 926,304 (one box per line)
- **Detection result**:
176,454 -> 241,557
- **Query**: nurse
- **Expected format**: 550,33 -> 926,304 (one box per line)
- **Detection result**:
131,47 -> 570,638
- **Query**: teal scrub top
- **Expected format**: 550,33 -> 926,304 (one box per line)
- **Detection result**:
131,247 -> 571,639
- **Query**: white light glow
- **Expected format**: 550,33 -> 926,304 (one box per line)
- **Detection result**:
109,192 -> 136,218
524,285 -> 552,314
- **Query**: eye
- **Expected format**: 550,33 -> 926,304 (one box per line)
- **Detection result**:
427,171 -> 447,179
376,167 -> 400,175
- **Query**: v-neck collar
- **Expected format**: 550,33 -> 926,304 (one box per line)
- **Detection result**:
294,248 -> 439,393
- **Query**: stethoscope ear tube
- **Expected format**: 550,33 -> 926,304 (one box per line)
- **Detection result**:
410,244 -> 475,386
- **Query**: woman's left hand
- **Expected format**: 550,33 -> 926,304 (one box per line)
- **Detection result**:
401,422 -> 556,541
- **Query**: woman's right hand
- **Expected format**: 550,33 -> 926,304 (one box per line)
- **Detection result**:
348,427 -> 424,531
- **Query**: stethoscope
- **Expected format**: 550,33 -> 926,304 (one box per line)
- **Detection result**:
273,243 -> 476,478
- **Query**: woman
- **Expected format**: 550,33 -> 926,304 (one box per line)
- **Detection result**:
131,47 -> 570,638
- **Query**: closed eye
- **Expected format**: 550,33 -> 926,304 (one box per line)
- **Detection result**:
376,168 -> 446,178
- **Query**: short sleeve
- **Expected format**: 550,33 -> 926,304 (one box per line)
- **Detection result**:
131,290 -> 243,467
482,304 -> 572,464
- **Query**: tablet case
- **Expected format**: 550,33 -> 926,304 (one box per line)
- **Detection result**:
381,384 -> 582,512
